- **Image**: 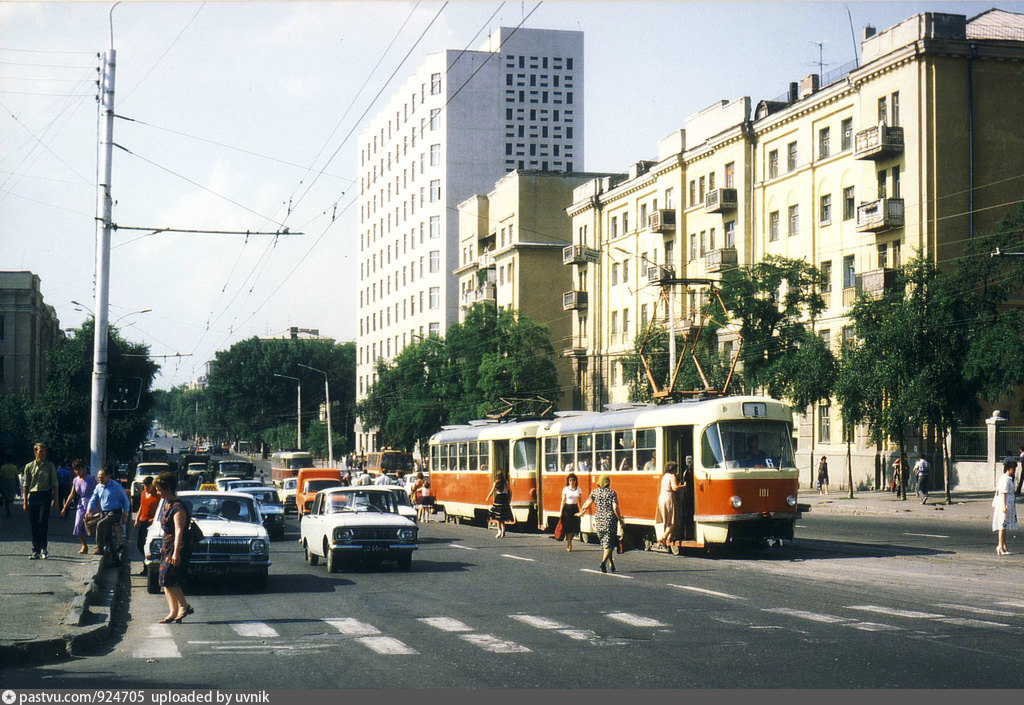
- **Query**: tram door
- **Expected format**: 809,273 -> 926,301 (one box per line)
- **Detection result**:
493,440 -> 509,480
664,426 -> 695,540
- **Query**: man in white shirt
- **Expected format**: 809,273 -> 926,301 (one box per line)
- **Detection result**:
914,455 -> 931,505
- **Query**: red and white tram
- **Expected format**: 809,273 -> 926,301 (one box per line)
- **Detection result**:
429,396 -> 800,548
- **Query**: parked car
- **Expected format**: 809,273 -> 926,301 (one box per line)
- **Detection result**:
300,487 -> 417,572
296,468 -> 342,516
143,491 -> 271,593
279,477 -> 298,514
236,486 -> 286,540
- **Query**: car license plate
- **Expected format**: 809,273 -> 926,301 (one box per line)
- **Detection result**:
363,544 -> 386,553
192,565 -> 229,575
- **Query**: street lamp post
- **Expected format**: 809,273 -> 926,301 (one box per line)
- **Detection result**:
298,363 -> 333,467
273,373 -> 302,450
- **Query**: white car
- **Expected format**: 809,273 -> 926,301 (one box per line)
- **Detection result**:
387,487 -> 418,522
279,477 -> 298,513
300,487 -> 417,573
215,477 -> 263,492
236,486 -> 287,540
144,491 -> 271,593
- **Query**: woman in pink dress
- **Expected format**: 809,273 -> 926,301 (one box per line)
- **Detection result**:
60,459 -> 96,554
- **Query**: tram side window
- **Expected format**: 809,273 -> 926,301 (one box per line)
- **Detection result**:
458,443 -> 469,471
469,442 -> 479,471
480,442 -> 490,471
513,439 -> 537,473
614,430 -> 634,471
636,429 -> 657,471
560,435 -> 575,471
595,433 -> 612,473
544,437 -> 559,473
576,434 -> 593,474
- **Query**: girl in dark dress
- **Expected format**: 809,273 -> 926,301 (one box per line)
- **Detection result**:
154,472 -> 194,623
560,473 -> 583,552
577,474 -> 626,573
485,474 -> 514,538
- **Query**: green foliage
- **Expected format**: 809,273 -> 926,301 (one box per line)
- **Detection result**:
0,391 -> 33,462
30,318 -> 158,463
620,320 -> 733,402
357,305 -> 561,453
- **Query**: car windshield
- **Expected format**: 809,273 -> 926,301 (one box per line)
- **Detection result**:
701,420 -> 796,469
242,489 -> 281,506
219,462 -> 254,477
326,490 -> 398,514
137,466 -> 165,476
305,479 -> 339,493
182,495 -> 260,524
390,489 -> 412,507
282,479 -> 297,490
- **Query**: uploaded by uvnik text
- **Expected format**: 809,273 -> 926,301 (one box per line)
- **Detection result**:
2,691 -> 271,705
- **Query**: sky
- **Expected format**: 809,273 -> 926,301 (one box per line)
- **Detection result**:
3,0 -> 1021,390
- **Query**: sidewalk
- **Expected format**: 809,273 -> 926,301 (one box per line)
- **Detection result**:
800,487 -> 995,522
0,500 -> 129,666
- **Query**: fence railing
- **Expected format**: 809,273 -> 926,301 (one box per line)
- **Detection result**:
998,425 -> 1024,460
951,427 -> 987,461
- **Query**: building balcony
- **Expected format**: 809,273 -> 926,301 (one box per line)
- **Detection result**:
705,247 -> 738,273
462,282 -> 496,307
705,188 -> 738,213
842,285 -> 859,307
648,209 -> 676,233
856,198 -> 904,232
858,268 -> 898,300
854,124 -> 904,160
562,336 -> 589,358
563,290 -> 588,311
646,264 -> 676,286
478,251 -> 495,269
562,244 -> 600,266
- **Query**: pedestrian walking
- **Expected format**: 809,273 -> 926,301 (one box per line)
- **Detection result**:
816,456 -> 830,495
485,473 -> 514,538
23,442 -> 59,559
891,456 -> 903,493
60,459 -> 96,554
576,474 -> 625,573
654,461 -> 681,545
1016,446 -> 1024,495
153,471 -> 195,623
993,457 -> 1018,555
915,454 -> 931,504
85,466 -> 131,560
560,473 -> 582,551
0,451 -> 19,516
134,475 -> 160,574
418,480 -> 434,522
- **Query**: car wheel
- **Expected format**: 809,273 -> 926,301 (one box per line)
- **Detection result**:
326,548 -> 341,573
146,565 -> 161,594
396,554 -> 412,571
304,542 -> 319,566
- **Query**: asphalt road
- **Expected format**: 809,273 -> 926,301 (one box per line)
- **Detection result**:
3,503 -> 1023,689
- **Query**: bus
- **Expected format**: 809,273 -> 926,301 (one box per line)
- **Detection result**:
140,447 -> 169,463
429,396 -> 799,550
271,451 -> 314,487
365,449 -> 414,477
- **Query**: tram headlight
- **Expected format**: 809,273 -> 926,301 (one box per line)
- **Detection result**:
786,494 -> 797,507
730,495 -> 743,509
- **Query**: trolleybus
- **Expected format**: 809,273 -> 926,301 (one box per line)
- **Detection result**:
270,450 -> 314,487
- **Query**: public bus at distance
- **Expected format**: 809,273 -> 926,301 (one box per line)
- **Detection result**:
428,396 -> 800,550
429,419 -> 546,526
270,451 -> 314,487
364,449 -> 414,477
140,447 -> 169,463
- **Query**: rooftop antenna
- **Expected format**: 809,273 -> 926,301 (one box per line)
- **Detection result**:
810,40 -> 826,83
846,5 -> 860,66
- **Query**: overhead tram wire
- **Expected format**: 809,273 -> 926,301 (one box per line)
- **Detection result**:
119,2 -> 206,105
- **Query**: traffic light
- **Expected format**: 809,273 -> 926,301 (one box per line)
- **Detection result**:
106,376 -> 143,412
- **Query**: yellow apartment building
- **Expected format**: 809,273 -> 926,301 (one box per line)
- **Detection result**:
566,8 -> 1024,488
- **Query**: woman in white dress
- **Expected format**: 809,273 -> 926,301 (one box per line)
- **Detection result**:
993,457 -> 1018,555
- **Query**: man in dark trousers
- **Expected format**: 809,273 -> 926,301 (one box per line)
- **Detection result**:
86,466 -> 131,560
915,454 -> 931,505
23,442 -> 59,559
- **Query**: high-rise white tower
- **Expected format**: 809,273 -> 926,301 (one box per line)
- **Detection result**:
355,27 -> 584,452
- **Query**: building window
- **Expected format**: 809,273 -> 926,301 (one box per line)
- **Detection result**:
698,176 -> 706,204
611,262 -> 619,286
622,308 -> 630,340
820,329 -> 830,348
430,144 -> 440,166
622,212 -> 629,233
818,127 -> 830,160
877,170 -> 887,199
690,233 -> 697,261
622,259 -> 629,284
610,216 -> 618,238
819,403 -> 831,444
610,311 -> 618,336
640,304 -> 648,329
892,165 -> 901,199
689,180 -> 696,206
428,322 -> 440,337
430,73 -> 441,94
877,96 -> 887,125
841,118 -> 853,151
768,150 -> 779,179
429,286 -> 440,309
429,180 -> 440,202
429,215 -> 440,238
843,254 -> 856,289
891,91 -> 900,126
769,211 -> 779,242
639,203 -> 647,227
725,220 -> 735,248
821,261 -> 832,293
819,194 -> 832,225
700,231 -> 707,257
788,204 -> 799,237
430,108 -> 440,130
787,142 -> 797,172
843,186 -> 855,220
724,162 -> 735,189
878,243 -> 888,269
429,250 -> 440,273
665,188 -> 674,210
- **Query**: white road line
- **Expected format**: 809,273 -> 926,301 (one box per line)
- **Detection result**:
448,543 -> 477,551
939,617 -> 1012,629
605,612 -> 668,628
147,624 -> 173,638
845,622 -> 902,632
324,618 -> 381,636
580,568 -> 632,579
418,616 -> 474,632
668,584 -> 744,601
500,554 -> 535,562
763,608 -> 852,624
903,532 -> 949,539
996,601 -> 1024,609
556,628 -> 629,646
511,614 -> 569,630
133,638 -> 181,659
460,633 -> 531,653
356,636 -> 419,654
232,621 -> 279,638
845,605 -> 943,619
934,603 -> 1017,618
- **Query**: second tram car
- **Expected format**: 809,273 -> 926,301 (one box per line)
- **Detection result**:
429,396 -> 799,549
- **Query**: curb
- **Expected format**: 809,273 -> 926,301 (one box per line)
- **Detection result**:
0,553 -> 132,666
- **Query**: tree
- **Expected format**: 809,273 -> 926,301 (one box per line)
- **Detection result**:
30,318 -> 158,464
0,391 -> 33,463
833,340 -> 871,498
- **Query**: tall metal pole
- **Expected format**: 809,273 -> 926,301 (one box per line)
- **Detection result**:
274,374 -> 302,450
299,364 -> 333,466
668,284 -> 677,375
90,49 -> 115,473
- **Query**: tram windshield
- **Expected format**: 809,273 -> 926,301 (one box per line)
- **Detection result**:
701,420 -> 795,469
